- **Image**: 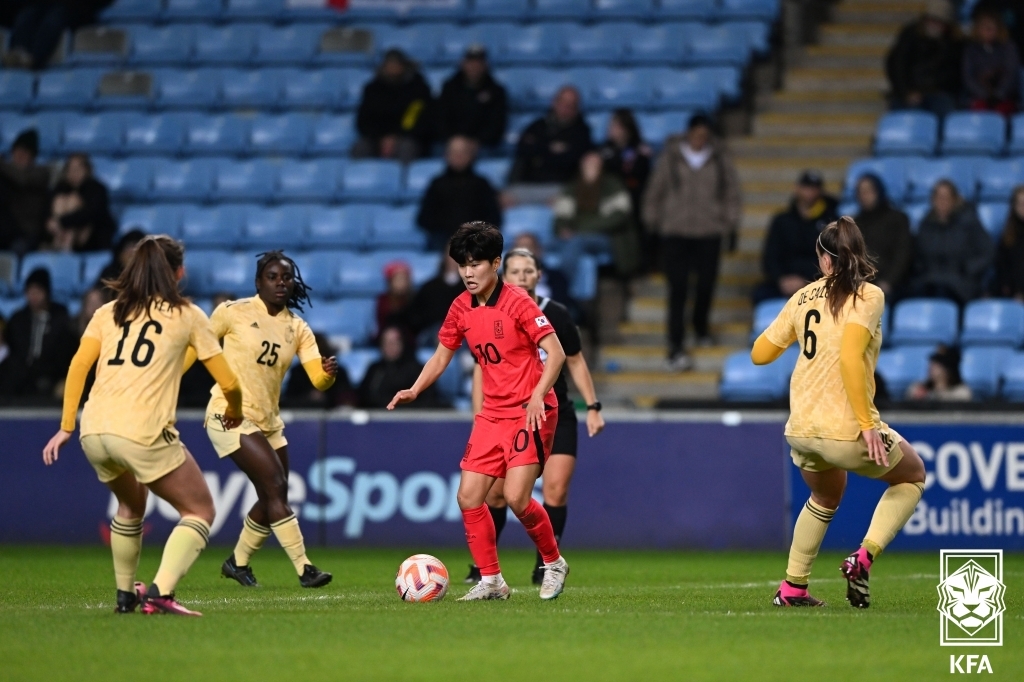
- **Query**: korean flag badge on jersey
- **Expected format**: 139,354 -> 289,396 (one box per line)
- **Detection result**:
535,316 -> 550,328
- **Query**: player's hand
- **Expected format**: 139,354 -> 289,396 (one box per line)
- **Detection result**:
322,356 -> 338,377
525,394 -> 547,432
388,389 -> 418,410
862,428 -> 888,467
42,430 -> 72,466
221,409 -> 243,430
586,409 -> 605,437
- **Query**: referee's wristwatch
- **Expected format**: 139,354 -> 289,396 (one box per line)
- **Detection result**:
586,402 -> 602,412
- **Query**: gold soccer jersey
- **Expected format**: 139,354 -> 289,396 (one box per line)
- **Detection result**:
205,297 -> 321,433
80,300 -> 223,446
763,280 -> 886,441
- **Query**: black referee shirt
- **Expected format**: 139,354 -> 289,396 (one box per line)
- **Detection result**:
538,296 -> 581,411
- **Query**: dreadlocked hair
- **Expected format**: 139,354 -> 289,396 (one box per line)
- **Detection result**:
255,250 -> 312,311
105,235 -> 188,327
817,216 -> 878,322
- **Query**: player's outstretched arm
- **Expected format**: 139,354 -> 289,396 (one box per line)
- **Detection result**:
43,337 -> 101,465
388,343 -> 456,410
526,334 -> 565,431
751,333 -> 787,365
201,353 -> 244,429
565,352 -> 605,437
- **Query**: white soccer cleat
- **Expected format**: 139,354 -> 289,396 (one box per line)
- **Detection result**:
539,556 -> 569,600
457,579 -> 510,601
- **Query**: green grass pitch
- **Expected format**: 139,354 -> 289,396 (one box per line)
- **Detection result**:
1,546 -> 1021,681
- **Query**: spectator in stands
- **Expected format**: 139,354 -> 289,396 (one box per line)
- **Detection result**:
994,185 -> 1024,300
754,170 -> 839,305
0,129 -> 49,255
511,233 -> 573,310
555,150 -> 641,282
1,268 -> 77,398
3,0 -> 112,70
376,260 -> 413,342
435,45 -> 508,150
359,326 -> 441,409
76,287 -> 105,337
906,345 -> 973,401
508,86 -> 593,187
416,136 -> 502,251
283,333 -> 356,408
885,0 -> 963,117
853,174 -> 914,296
962,7 -> 1021,114
408,251 -> 464,347
352,49 -> 433,163
95,228 -> 145,292
46,153 -> 116,253
971,0 -> 1024,57
910,179 -> 992,304
644,114 -> 741,369
600,109 -> 652,247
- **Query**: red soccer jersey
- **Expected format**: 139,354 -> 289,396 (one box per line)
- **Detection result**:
438,280 -> 556,418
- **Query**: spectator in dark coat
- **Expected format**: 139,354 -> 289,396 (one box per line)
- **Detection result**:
0,129 -> 50,255
909,179 -> 993,304
599,109 -> 652,233
962,8 -> 1021,113
283,333 -> 356,408
1,268 -> 78,398
96,228 -> 146,291
435,45 -> 507,149
754,171 -> 839,304
994,185 -> 1024,300
352,49 -> 433,163
408,253 -> 464,346
416,136 -> 501,251
885,0 -> 963,116
46,153 -> 116,253
853,174 -> 914,296
509,86 -> 593,185
359,326 -> 441,408
3,0 -> 113,70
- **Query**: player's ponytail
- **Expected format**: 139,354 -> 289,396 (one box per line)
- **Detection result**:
818,216 -> 877,322
106,235 -> 188,326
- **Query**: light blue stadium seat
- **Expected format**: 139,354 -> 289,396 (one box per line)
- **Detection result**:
961,299 -> 1024,347
961,346 -> 1013,400
976,202 -> 1009,241
119,204 -> 182,237
377,251 -> 441,287
504,112 -> 536,148
564,24 -> 627,65
154,69 -> 220,109
181,249 -> 220,296
180,204 -> 244,248
213,158 -> 277,201
254,24 -> 323,65
731,20 -> 772,56
625,24 -> 688,64
310,114 -> 356,154
36,69 -> 99,108
207,251 -> 255,297
594,0 -> 654,19
0,296 -> 23,318
333,68 -> 372,109
336,252 -> 386,295
436,23 -> 505,64
504,206 -> 555,246
976,158 -> 1024,201
368,205 -> 426,250
281,69 -> 346,109
0,71 -> 34,110
720,346 -> 797,401
532,0 -> 592,19
1002,352 -> 1024,401
476,158 -> 510,188
183,114 -> 249,155
904,202 -> 929,233
501,24 -> 568,66
889,298 -> 959,347
373,25 -> 440,64
129,25 -> 195,65
307,205 -> 370,248
192,24 -> 256,64
92,156 -> 150,201
578,68 -> 650,109
695,65 -> 742,102
19,252 -> 81,299
718,0 -> 779,20
423,68 -> 449,95
151,158 -> 213,201
225,0 -> 283,20
685,23 -> 751,66
289,251 -> 342,295
81,252 -> 111,291
905,157 -> 978,202
941,112 -> 1006,156
750,298 -> 787,342
340,160 -> 403,201
648,67 -> 720,110
0,113 -> 61,156
304,299 -> 374,346
657,0 -> 716,18
875,112 -> 938,156
843,157 -> 908,202
60,113 -> 123,154
102,0 -> 164,21
636,110 -> 692,146
417,346 -> 464,400
338,348 -> 380,383
875,345 -> 933,398
248,113 -> 312,154
164,0 -> 223,20
403,159 -> 445,200
407,0 -> 469,20
219,68 -> 284,108
570,253 -> 599,301
471,0 -> 529,19
122,112 -> 186,154
276,159 -> 341,201
1010,113 -> 1024,155
242,204 -> 307,250
499,68 -> 569,109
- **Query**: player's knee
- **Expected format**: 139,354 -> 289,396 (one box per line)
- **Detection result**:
543,482 -> 569,506
457,490 -> 483,510
810,492 -> 842,511
504,492 -> 532,516
901,444 -> 927,484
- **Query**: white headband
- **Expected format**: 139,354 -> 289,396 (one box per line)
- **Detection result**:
817,232 -> 838,258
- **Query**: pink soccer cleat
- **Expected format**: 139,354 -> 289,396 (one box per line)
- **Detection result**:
141,585 -> 202,616
840,547 -> 873,609
772,580 -> 825,607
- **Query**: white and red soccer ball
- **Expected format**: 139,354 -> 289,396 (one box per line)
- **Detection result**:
395,554 -> 449,602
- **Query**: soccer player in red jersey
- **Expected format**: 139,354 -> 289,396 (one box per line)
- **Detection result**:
388,222 -> 570,600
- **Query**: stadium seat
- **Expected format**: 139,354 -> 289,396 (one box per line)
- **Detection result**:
695,66 -> 742,102
636,110 -> 692,146
305,299 -> 377,347
718,0 -> 780,20
310,114 -> 356,154
129,25 -> 195,65
102,0 -> 163,21
570,253 -> 599,301
60,114 -> 124,154
0,71 -> 34,109
289,251 -> 342,295
337,348 -> 380,383
503,206 -> 555,246
68,27 -> 128,68
80,252 -> 110,292
842,157 -> 908,202
333,68 -> 373,109
224,0 -> 283,20
719,347 -> 796,401
122,112 -> 186,154
1,113 -> 63,156
506,67 -> 572,109
941,112 -> 1006,156
731,20 -> 772,56
119,204 -> 181,237
904,202 -> 929,233
1002,352 -> 1024,401
976,158 -> 1024,201
378,251 -> 441,286
280,68 -> 346,109
179,204 -> 244,248
563,25 -> 627,64
905,157 -> 978,202
181,249 -> 220,296
155,68 -> 220,109
368,205 -> 426,250
875,345 -> 933,398
207,252 -> 255,297
316,26 -> 377,67
504,112 -> 536,148
657,0 -> 717,18
254,24 -> 322,65
648,67 -> 720,110
406,0 -> 469,20
476,158 -> 511,188
750,298 -> 787,342
92,156 -> 152,201
219,68 -> 284,108
19,252 -> 81,299
532,0 -> 591,19
961,299 -> 1024,347
212,158 -> 278,200
340,160 -> 403,201
471,0 -> 529,19
961,346 -> 1013,400
500,24 -> 568,66
184,114 -> 249,155
164,0 -> 223,20
977,202 -> 1009,241
192,24 -> 256,64
306,205 -> 370,248
874,112 -> 938,156
151,158 -> 214,201
276,159 -> 341,201
889,298 -> 959,347
580,68 -> 650,109
403,159 -> 445,201
435,24 -> 505,64
373,25 -> 440,64
1010,113 -> 1024,155
248,113 -> 313,154
242,204 -> 307,250
594,0 -> 654,19
417,347 -> 465,401
685,23 -> 751,66
625,24 -> 688,64
35,69 -> 99,108
336,253 -> 387,295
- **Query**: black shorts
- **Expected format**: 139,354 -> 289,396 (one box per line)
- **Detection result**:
551,407 -> 578,457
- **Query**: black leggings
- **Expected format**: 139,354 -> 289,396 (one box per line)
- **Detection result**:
663,235 -> 722,354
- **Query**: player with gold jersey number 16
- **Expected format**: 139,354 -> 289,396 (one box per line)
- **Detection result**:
752,216 -> 927,610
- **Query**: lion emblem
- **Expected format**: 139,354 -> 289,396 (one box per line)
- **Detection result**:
936,560 -> 1006,636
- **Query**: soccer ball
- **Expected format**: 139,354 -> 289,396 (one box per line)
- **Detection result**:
395,554 -> 449,602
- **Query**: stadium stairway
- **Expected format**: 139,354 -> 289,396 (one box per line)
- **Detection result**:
592,0 -> 913,407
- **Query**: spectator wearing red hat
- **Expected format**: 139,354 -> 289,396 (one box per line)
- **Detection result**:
376,260 -> 413,342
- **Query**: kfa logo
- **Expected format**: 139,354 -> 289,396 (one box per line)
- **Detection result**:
937,550 -> 1005,646
949,655 -> 993,674
493,320 -> 504,339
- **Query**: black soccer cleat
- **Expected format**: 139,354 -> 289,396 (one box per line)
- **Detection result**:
114,581 -> 147,614
299,564 -> 332,588
464,564 -> 482,584
531,566 -> 545,586
840,549 -> 871,609
221,554 -> 259,587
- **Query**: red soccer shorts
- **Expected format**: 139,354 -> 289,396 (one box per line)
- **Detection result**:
461,409 -> 558,478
